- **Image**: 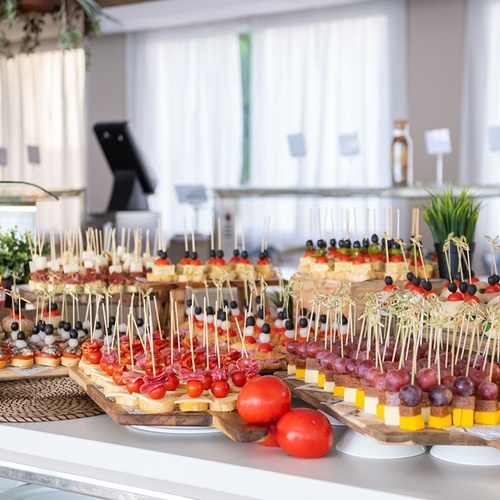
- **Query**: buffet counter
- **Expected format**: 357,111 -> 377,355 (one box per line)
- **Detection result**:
0,415 -> 498,499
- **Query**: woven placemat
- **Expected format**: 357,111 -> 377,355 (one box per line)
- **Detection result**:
0,377 -> 104,423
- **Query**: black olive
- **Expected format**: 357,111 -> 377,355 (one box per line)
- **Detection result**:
136,318 -> 144,327
299,317 -> 308,328
371,234 -> 379,244
412,276 -> 421,286
230,300 -> 238,309
278,311 -> 286,320
320,314 -> 327,324
459,282 -> 468,294
17,331 -> 26,340
353,240 -> 361,249
44,324 -> 54,335
384,276 -> 393,285
341,315 -> 348,325
467,284 -> 477,296
31,326 -> 39,335
194,306 -> 202,315
285,319 -> 294,330
58,320 -> 65,328
406,272 -> 414,282
209,249 -> 216,258
448,282 -> 458,293
10,321 -> 19,331
64,322 -> 72,331
216,250 -> 224,259
422,280 -> 432,291
191,251 -> 198,260
329,238 -> 336,247
69,329 -> 78,339
245,316 -> 255,327
233,249 -> 240,257
488,275 -> 496,286
95,321 -> 102,330
206,306 -> 214,315
362,238 -> 369,248
75,320 -> 84,329
241,250 -> 248,259
262,323 -> 271,334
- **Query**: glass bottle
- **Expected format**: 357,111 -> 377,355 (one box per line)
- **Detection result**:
391,120 -> 413,187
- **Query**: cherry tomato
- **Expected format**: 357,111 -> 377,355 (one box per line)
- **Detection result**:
244,336 -> 257,344
231,371 -> 247,387
237,375 -> 291,424
112,367 -> 126,386
88,350 -> 102,365
352,256 -> 365,265
186,379 -> 204,398
101,362 -> 115,376
258,343 -> 273,352
201,373 -> 213,390
211,380 -> 230,398
149,384 -> 167,400
165,373 -> 180,391
126,378 -> 144,394
276,408 -> 334,458
315,255 -> 328,264
258,420 -> 279,447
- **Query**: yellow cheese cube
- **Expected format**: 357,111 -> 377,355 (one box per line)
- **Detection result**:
428,414 -> 452,429
452,408 -> 474,428
295,367 -> 305,380
474,410 -> 500,426
399,414 -> 425,431
355,389 -> 365,408
333,385 -> 345,397
376,404 -> 385,420
318,373 -> 326,388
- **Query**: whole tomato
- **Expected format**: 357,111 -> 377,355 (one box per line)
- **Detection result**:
237,375 -> 291,424
276,408 -> 333,458
258,420 -> 279,447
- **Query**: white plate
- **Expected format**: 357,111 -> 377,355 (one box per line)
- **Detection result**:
430,445 -> 500,465
0,484 -> 94,499
336,429 -> 427,459
0,479 -> 24,493
129,425 -> 220,435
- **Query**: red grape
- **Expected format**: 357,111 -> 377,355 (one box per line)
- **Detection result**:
385,369 -> 410,392
285,340 -> 299,355
468,368 -> 489,389
399,384 -> 423,407
382,361 -> 398,372
453,376 -> 475,397
296,342 -> 308,359
365,366 -> 382,385
346,359 -> 359,375
441,374 -> 456,391
357,359 -> 375,378
484,363 -> 500,383
416,368 -> 439,391
428,384 -> 453,406
305,341 -> 322,358
373,372 -> 387,391
333,357 -> 348,375
320,353 -> 338,370
478,381 -> 499,401
314,349 -> 330,363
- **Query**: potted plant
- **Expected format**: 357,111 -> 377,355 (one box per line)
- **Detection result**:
0,0 -> 107,60
422,187 -> 482,280
0,227 -> 34,285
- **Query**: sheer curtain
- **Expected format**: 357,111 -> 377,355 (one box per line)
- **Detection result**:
126,27 -> 243,239
0,50 -> 86,230
243,0 -> 407,249
460,0 -> 500,266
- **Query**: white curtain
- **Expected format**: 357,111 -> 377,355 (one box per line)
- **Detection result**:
461,0 -> 500,269
242,0 -> 407,249
0,50 -> 86,231
126,27 -> 243,239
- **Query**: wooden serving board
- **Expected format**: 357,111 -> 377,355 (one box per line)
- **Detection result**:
68,367 -> 267,443
277,373 -> 500,449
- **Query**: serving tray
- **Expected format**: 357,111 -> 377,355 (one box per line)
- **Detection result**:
68,367 -> 267,443
276,373 -> 500,449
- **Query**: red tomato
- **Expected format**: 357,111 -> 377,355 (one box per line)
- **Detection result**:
88,350 -> 102,365
315,255 -> 328,264
112,367 -> 126,386
211,380 -> 230,398
352,256 -> 365,265
258,343 -> 273,352
201,373 -> 213,390
448,292 -> 464,302
276,408 -> 334,458
231,371 -> 247,387
186,380 -> 204,398
165,373 -> 180,391
126,378 -> 144,394
237,375 -> 291,424
389,254 -> 404,263
149,384 -> 167,400
244,336 -> 257,344
258,420 -> 280,447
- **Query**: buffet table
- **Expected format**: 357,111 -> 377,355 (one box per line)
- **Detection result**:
0,415 -> 498,499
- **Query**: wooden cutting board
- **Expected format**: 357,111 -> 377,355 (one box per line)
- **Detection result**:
68,367 -> 267,443
277,373 -> 500,449
0,365 -> 68,381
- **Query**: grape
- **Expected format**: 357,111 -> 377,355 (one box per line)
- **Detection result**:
285,340 -> 299,355
472,354 -> 486,369
381,346 -> 395,361
478,381 -> 499,401
305,341 -> 322,358
416,368 -> 439,391
346,359 -> 359,375
382,361 -> 398,372
428,384 -> 453,406
357,359 -> 375,378
484,363 -> 500,383
296,342 -> 308,359
365,367 -> 382,385
385,369 -> 410,392
357,351 -> 374,361
320,353 -> 338,370
417,342 -> 429,358
373,373 -> 387,391
441,375 -> 456,392
333,357 -> 348,375
399,384 -> 423,407
315,349 -> 330,363
453,376 -> 475,397
468,368 -> 489,389
402,360 -> 413,374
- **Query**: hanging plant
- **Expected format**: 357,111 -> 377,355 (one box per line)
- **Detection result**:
0,0 -> 111,62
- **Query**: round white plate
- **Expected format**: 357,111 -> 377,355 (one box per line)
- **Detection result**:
336,429 -> 427,459
0,484 -> 94,499
129,425 -> 220,435
430,445 -> 500,465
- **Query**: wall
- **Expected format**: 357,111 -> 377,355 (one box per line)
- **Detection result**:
408,0 -> 466,185
86,34 -> 127,214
